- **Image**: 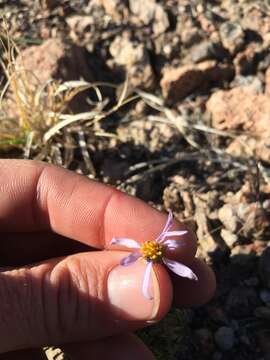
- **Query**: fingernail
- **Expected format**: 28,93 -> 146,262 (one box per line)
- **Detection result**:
107,259 -> 160,321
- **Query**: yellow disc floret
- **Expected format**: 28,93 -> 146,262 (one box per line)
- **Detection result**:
141,241 -> 163,262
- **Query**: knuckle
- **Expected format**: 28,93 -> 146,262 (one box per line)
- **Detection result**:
48,255 -> 106,339
0,267 -> 45,350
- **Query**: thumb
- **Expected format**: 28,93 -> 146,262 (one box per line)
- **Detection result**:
0,251 -> 172,353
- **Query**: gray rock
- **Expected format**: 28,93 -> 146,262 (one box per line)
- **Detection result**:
219,21 -> 245,54
226,287 -> 258,317
191,41 -> 228,63
260,289 -> 270,306
232,75 -> 263,93
254,306 -> 270,320
214,326 -> 235,351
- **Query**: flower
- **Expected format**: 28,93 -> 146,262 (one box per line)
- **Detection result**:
110,210 -> 198,300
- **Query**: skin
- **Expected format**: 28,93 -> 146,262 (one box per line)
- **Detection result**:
0,159 -> 216,359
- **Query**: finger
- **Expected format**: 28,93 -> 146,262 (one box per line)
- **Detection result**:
0,349 -> 47,360
0,250 -> 172,353
0,232 -> 92,266
0,160 -> 196,264
172,258 -> 216,307
60,333 -> 155,360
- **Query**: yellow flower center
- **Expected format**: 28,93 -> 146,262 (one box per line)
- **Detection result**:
141,241 -> 163,262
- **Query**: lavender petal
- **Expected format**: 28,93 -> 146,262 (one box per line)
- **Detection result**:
142,261 -> 153,300
110,237 -> 140,249
163,258 -> 198,280
162,230 -> 188,238
120,252 -> 141,266
163,239 -> 186,249
156,210 -> 173,243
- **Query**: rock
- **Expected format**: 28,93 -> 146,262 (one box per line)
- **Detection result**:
66,15 -> 93,33
219,21 -> 245,54
259,247 -> 270,289
231,75 -> 263,93
42,0 -> 58,9
218,204 -> 238,233
129,0 -> 169,35
265,67 -> 270,95
152,4 -> 169,36
214,327 -> 235,351
260,289 -> 270,306
180,28 -> 203,48
195,328 -> 215,355
227,134 -> 270,165
193,194 -> 220,259
190,41 -> 228,63
161,61 -> 234,102
129,0 -> 156,25
109,35 -> 154,89
242,6 -> 270,35
16,38 -> 90,85
163,181 -> 195,220
117,118 -> 177,152
244,277 -> 259,287
207,87 -> 270,135
226,287 -> 258,317
221,228 -> 238,248
99,0 -> 127,21
233,45 -> 258,75
254,306 -> 270,320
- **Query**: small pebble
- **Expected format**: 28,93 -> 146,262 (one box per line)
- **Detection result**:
214,326 -> 235,351
254,306 -> 270,320
244,277 -> 259,287
260,289 -> 270,306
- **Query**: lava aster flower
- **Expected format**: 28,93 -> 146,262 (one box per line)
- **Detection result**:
110,210 -> 198,300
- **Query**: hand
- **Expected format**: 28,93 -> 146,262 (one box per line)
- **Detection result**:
0,159 -> 216,359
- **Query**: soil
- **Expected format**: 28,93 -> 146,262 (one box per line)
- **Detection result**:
1,0 -> 270,359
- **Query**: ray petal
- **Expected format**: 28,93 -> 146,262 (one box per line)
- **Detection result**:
163,258 -> 198,280
120,252 -> 141,266
156,210 -> 173,242
110,237 -> 140,249
162,230 -> 188,238
163,239 -> 186,249
142,261 -> 153,300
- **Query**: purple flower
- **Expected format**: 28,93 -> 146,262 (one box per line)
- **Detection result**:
110,210 -> 198,300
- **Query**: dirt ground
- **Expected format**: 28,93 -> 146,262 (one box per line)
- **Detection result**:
1,0 -> 270,359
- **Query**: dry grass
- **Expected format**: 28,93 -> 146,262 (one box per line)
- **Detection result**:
0,24 -> 138,169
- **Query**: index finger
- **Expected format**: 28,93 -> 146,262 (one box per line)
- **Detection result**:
0,160 -> 197,263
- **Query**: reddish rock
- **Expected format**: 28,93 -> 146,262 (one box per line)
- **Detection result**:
227,135 -> 270,163
17,38 -> 91,85
206,87 -> 270,136
161,61 -> 234,102
14,38 -> 92,113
